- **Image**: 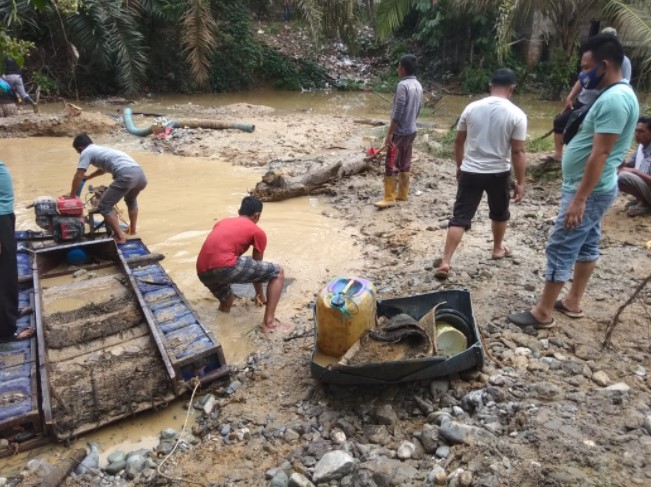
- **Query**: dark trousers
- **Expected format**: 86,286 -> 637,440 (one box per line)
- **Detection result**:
0,212 -> 18,338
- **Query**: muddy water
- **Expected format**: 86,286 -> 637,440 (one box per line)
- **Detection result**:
0,136 -> 364,474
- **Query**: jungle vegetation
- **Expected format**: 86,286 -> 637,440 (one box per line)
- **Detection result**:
0,0 -> 650,97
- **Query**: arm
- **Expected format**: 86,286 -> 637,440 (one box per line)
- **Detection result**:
385,84 -> 406,147
454,130 -> 466,181
70,168 -> 86,198
85,168 -> 106,180
252,248 -> 266,303
510,139 -> 526,203
564,133 -> 619,229
384,119 -> 398,148
625,169 -> 651,187
565,80 -> 582,110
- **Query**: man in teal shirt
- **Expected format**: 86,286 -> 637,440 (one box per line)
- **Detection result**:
509,33 -> 639,328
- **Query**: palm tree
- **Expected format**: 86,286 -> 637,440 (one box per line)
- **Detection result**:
180,0 -> 217,87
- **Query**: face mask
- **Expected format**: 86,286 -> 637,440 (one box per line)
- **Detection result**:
579,63 -> 605,90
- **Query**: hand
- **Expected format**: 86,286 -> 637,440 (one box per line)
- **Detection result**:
564,198 -> 586,229
383,135 -> 393,149
564,97 -> 573,111
512,183 -> 525,203
455,167 -> 461,182
254,292 -> 267,306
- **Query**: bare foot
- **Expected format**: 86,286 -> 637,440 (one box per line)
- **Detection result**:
261,319 -> 292,334
218,293 -> 236,313
15,328 -> 35,340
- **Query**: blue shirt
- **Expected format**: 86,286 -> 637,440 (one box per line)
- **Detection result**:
0,160 -> 14,216
562,82 -> 639,193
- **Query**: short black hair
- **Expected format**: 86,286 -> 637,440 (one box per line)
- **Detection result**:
581,33 -> 624,67
638,115 -> 651,131
399,55 -> 418,76
238,195 -> 263,217
73,133 -> 93,150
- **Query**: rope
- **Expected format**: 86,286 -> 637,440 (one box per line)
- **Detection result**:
156,378 -> 206,487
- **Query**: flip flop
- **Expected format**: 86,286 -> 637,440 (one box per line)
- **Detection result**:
434,268 -> 449,280
491,246 -> 512,260
507,311 -> 555,329
554,300 -> 584,318
627,205 -> 651,217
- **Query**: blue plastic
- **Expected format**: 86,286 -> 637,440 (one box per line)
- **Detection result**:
66,248 -> 88,265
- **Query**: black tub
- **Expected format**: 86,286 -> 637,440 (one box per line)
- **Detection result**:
310,289 -> 484,385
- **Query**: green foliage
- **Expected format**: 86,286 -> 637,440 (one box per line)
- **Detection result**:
259,45 -> 325,90
531,49 -> 578,100
526,134 -> 554,154
210,0 -> 262,92
30,70 -> 59,94
434,129 -> 457,159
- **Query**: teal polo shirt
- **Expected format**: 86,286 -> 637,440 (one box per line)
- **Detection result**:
0,161 -> 14,216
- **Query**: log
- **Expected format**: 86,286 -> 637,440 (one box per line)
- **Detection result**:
40,448 -> 87,487
251,155 -> 373,202
353,118 -> 435,128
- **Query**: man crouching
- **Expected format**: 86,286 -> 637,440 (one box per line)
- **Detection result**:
196,196 -> 289,333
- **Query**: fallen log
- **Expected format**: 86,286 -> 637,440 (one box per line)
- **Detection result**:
40,448 -> 87,487
251,154 -> 373,202
354,118 -> 434,128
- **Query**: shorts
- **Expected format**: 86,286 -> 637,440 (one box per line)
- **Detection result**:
449,171 -> 511,229
99,167 -> 148,216
385,133 -> 416,175
198,256 -> 281,302
553,102 -> 583,134
545,187 -> 617,282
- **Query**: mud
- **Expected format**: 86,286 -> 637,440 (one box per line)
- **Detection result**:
2,97 -> 650,485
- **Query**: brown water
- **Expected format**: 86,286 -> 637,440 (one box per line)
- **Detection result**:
0,136 -> 364,474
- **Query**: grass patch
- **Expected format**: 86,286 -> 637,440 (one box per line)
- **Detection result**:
526,133 -> 554,154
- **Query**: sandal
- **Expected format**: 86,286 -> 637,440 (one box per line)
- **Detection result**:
491,246 -> 512,260
507,311 -> 555,329
627,205 -> 651,217
554,300 -> 584,319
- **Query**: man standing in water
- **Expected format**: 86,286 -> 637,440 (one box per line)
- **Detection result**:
196,196 -> 289,333
435,68 -> 527,280
509,34 -> 639,328
374,54 -> 423,208
70,134 -> 148,244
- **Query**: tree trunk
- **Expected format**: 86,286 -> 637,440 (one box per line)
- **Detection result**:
251,154 -> 374,202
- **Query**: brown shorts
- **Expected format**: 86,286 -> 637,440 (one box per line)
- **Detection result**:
385,133 -> 416,176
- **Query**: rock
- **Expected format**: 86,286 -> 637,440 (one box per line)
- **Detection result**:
606,382 -> 631,392
359,457 -> 418,486
532,382 -> 561,400
430,380 -> 449,397
420,424 -> 439,453
265,468 -> 279,480
435,445 -> 450,458
160,428 -> 178,440
226,380 -> 242,395
107,451 -> 126,464
331,429 -> 346,444
643,416 -> 651,435
375,404 -> 398,425
336,418 -> 356,437
27,459 -> 53,477
270,470 -> 289,487
592,370 -> 611,387
440,421 -> 492,445
284,429 -> 300,443
203,394 -> 217,415
220,424 -> 231,436
288,472 -> 315,487
624,410 -> 645,430
105,460 -> 127,475
125,453 -> 146,479
426,465 -> 447,486
312,450 -> 355,483
74,442 -> 99,475
397,441 -> 415,460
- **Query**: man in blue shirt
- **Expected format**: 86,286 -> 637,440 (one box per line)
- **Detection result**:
0,161 -> 32,340
509,33 -> 639,328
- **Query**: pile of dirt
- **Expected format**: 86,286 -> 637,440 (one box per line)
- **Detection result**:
0,110 -> 119,138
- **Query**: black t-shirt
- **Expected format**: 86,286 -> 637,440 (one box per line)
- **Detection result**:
3,58 -> 20,76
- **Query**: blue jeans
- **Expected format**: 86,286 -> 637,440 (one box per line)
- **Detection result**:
545,187 -> 617,282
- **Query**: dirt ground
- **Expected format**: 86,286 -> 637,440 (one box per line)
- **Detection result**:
4,103 -> 651,486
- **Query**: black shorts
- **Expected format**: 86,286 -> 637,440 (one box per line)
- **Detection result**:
449,171 -> 511,229
553,102 -> 584,134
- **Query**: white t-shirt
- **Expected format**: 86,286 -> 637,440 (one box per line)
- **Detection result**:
457,96 -> 527,174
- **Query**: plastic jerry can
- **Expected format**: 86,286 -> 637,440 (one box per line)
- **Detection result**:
316,277 -> 376,357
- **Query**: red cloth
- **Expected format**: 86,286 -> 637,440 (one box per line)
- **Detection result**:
196,217 -> 267,273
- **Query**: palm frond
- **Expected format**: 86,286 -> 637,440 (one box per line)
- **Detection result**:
108,3 -> 149,94
375,0 -> 413,40
292,0 -> 323,41
180,0 -> 216,87
603,0 -> 651,69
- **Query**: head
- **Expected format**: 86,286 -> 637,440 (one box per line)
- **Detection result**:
635,116 -> 651,147
601,27 -> 617,37
489,68 -> 517,98
398,54 -> 417,77
72,133 -> 93,154
238,195 -> 263,222
578,33 -> 624,90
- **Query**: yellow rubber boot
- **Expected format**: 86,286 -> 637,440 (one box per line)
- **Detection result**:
396,172 -> 410,201
374,176 -> 396,208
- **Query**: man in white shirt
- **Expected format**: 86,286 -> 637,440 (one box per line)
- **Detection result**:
435,68 -> 527,279
618,115 -> 651,216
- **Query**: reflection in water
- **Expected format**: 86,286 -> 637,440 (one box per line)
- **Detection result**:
1,137 -> 363,474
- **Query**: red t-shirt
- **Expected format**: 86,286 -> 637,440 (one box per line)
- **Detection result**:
196,217 -> 267,273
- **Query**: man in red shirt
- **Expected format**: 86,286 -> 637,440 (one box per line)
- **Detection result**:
196,196 -> 288,333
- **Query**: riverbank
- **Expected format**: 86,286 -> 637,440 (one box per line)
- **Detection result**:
4,101 -> 651,486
